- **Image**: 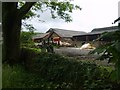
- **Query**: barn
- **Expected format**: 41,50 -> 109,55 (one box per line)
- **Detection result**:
46,28 -> 86,46
32,28 -> 86,47
73,26 -> 120,47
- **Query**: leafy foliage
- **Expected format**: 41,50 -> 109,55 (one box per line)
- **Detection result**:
18,1 -> 81,30
3,51 -> 113,89
46,1 -> 81,22
92,30 -> 120,83
22,22 -> 36,31
19,1 -> 81,24
35,54 -> 110,90
4,46 -> 120,89
20,31 -> 36,48
28,52 -> 112,89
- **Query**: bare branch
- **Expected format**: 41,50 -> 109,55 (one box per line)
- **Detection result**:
114,17 -> 120,24
18,2 -> 36,19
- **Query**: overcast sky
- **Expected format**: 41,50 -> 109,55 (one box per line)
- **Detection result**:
24,0 -> 120,33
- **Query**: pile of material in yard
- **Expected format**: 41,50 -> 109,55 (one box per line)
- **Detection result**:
80,43 -> 96,50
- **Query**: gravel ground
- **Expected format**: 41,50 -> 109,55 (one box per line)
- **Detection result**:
54,47 -> 114,66
54,47 -> 94,56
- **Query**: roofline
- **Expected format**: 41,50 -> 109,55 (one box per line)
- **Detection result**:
48,31 -> 62,38
32,33 -> 50,40
91,26 -> 119,31
46,28 -> 87,33
73,33 -> 100,37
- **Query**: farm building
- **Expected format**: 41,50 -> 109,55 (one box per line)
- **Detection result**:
32,28 -> 86,46
32,33 -> 50,42
32,26 -> 120,47
46,28 -> 86,46
32,33 -> 50,46
73,26 -> 120,47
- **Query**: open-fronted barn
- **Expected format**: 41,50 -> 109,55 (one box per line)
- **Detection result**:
73,26 -> 120,47
73,26 -> 119,41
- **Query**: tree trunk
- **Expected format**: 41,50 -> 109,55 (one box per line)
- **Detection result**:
2,3 -> 21,65
2,2 -> 35,65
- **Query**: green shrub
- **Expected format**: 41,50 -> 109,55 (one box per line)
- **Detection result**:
92,31 -> 120,84
3,50 -> 115,89
31,52 -> 112,89
20,31 -> 36,48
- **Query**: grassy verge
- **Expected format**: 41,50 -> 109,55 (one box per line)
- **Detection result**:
2,64 -> 61,89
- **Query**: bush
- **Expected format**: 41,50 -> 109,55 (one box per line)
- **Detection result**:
31,52 -> 112,89
3,49 -> 115,89
20,31 -> 35,48
92,31 -> 120,84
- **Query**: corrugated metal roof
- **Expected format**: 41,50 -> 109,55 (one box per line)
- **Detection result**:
47,28 -> 87,38
73,26 -> 120,37
91,26 -> 119,34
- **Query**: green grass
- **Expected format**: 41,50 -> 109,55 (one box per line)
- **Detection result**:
100,66 -> 114,73
2,64 -> 59,88
22,47 -> 41,52
29,47 -> 41,52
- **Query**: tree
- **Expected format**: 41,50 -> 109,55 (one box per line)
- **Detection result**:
2,1 -> 81,64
